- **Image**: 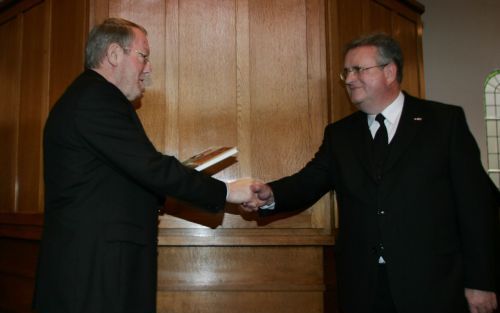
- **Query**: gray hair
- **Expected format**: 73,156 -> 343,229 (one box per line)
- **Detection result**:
85,18 -> 147,69
344,33 -> 404,83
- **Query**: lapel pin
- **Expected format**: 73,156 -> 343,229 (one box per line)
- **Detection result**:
413,117 -> 423,121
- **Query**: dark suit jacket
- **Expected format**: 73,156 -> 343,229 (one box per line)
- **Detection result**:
267,93 -> 499,313
33,70 -> 227,313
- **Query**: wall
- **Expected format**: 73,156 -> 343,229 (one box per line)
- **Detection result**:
419,0 -> 500,167
0,0 -> 87,311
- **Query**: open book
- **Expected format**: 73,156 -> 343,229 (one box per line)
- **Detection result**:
183,146 -> 238,171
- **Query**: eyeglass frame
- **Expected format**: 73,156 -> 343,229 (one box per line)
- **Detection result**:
339,63 -> 389,82
123,47 -> 150,65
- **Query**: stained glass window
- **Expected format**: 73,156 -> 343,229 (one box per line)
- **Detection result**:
484,70 -> 500,188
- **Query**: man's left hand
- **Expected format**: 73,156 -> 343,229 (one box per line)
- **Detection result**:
465,288 -> 498,313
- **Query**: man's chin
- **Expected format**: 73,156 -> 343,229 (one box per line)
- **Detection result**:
349,97 -> 363,107
129,90 -> 145,107
348,91 -> 364,103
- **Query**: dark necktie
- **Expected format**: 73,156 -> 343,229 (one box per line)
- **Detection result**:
373,113 -> 389,168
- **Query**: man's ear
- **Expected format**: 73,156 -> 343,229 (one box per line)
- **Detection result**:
106,43 -> 124,67
384,62 -> 398,84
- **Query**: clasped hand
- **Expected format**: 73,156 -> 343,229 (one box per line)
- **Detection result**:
226,178 -> 274,212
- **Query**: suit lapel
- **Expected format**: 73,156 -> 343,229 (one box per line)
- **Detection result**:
351,111 -> 375,179
383,94 -> 424,173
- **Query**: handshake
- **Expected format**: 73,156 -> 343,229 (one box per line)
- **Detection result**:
226,178 -> 275,213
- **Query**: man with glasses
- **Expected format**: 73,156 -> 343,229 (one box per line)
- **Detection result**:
34,18 -> 262,313
245,33 -> 499,313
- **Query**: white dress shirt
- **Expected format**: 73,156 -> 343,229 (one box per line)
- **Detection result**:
367,92 -> 405,143
367,92 -> 404,263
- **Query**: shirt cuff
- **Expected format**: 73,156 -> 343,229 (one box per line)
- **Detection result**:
259,202 -> 275,210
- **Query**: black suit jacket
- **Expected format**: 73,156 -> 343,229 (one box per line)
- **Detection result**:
267,94 -> 499,313
34,70 -> 227,313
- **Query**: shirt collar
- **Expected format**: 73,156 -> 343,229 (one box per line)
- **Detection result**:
367,92 -> 405,126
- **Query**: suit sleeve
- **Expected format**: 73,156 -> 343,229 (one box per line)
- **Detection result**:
266,125 -> 336,213
449,107 -> 499,291
74,85 -> 226,211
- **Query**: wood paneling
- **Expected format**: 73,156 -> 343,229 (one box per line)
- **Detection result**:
328,0 -> 365,121
157,245 -> 325,312
157,246 -> 323,290
0,0 -> 87,311
0,1 -> 48,214
393,12 -> 423,97
370,1 -> 392,34
0,16 -> 21,213
94,1 -> 335,312
17,1 -> 48,213
157,291 -> 323,313
0,0 -> 87,214
0,237 -> 40,313
0,1 -> 424,312
49,0 -> 88,105
103,0 -> 332,233
249,0 -> 313,178
177,0 -> 237,167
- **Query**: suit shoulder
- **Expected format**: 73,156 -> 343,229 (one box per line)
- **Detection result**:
326,110 -> 365,132
55,70 -> 127,111
406,94 -> 463,115
74,71 -> 123,101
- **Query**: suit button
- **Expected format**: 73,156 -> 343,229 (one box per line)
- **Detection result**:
371,243 -> 385,255
377,209 -> 386,215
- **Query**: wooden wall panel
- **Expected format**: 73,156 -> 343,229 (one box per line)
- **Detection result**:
157,291 -> 323,313
100,0 -> 332,232
369,0 -> 392,34
49,0 -> 88,105
306,0 -> 328,152
90,2 -> 336,312
17,2 -> 48,213
177,0 -> 237,180
249,0 -> 311,179
0,274 -> 36,313
328,0 -> 365,122
0,0 -> 88,214
0,1 -> 425,312
246,0 -> 330,230
0,0 -> 87,311
157,246 -> 324,313
370,0 -> 424,98
393,13 -> 422,97
0,238 -> 39,313
0,17 -> 21,213
164,0 -> 180,160
157,246 -> 323,290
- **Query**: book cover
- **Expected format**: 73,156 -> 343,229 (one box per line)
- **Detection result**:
183,146 -> 238,171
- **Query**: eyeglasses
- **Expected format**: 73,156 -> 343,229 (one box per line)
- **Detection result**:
123,47 -> 150,65
134,50 -> 150,64
339,63 -> 388,81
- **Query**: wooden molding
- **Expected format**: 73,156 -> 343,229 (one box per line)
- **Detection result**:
0,213 -> 43,240
158,228 -> 335,246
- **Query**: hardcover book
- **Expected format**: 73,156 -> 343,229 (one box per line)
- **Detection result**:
183,146 -> 238,171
